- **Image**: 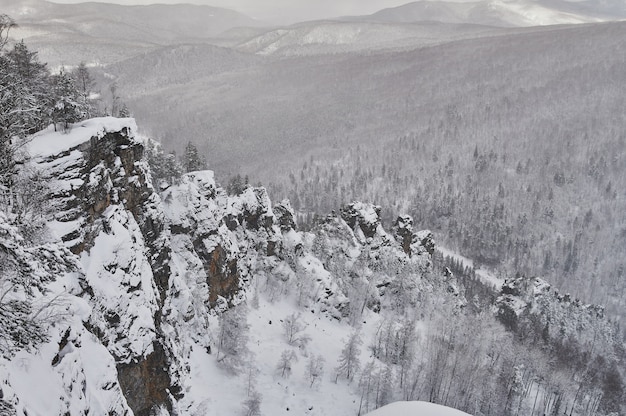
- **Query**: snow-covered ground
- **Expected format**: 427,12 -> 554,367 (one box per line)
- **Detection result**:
366,401 -> 471,416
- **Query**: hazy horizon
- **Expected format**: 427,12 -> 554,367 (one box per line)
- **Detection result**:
46,0 -> 412,22
44,0 -> 592,23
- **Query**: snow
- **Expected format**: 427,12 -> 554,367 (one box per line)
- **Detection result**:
365,401 -> 472,416
28,117 -> 137,158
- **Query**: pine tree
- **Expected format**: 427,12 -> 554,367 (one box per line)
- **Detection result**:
182,141 -> 206,172
144,140 -> 183,188
118,103 -> 131,118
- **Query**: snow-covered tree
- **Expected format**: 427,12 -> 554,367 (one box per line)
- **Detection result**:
118,103 -> 131,118
216,304 -> 250,373
51,69 -> 85,132
276,349 -> 298,379
335,330 -> 362,382
242,390 -> 262,416
282,312 -> 310,348
182,141 -> 206,172
306,354 -> 325,388
71,62 -> 97,118
143,139 -> 182,188
1,37 -> 51,190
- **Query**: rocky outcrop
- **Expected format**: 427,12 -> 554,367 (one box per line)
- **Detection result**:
340,202 -> 384,242
496,275 -> 615,358
28,119 -> 177,415
273,199 -> 297,232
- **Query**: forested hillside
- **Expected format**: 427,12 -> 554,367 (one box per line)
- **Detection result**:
258,22 -> 626,328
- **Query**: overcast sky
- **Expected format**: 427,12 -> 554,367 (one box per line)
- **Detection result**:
49,0 -> 421,22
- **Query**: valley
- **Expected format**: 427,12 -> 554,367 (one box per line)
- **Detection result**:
0,1 -> 625,415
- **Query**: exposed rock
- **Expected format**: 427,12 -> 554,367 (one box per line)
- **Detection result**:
274,199 -> 297,232
27,119 -> 178,414
393,215 -> 414,256
117,342 -> 172,416
340,202 -> 383,241
206,244 -> 240,308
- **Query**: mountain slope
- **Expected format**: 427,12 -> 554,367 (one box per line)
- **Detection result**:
235,20 -> 497,56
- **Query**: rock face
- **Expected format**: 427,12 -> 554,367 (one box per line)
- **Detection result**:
27,119 -> 177,415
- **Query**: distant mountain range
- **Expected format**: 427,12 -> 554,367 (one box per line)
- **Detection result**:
343,0 -> 626,27
1,0 -> 263,66
3,0 -> 625,66
3,0 -> 260,40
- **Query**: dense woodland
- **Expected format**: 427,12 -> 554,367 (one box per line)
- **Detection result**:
260,23 -> 626,335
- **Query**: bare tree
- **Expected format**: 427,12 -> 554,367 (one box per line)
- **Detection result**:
276,349 -> 298,378
306,354 -> 325,388
242,390 -> 262,416
0,15 -> 16,50
216,304 -> 250,373
282,312 -> 311,348
335,330 -> 362,383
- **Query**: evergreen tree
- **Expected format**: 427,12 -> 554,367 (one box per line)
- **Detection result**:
51,69 -> 85,132
6,40 -> 51,133
144,140 -> 182,188
118,103 -> 131,118
182,141 -> 206,172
